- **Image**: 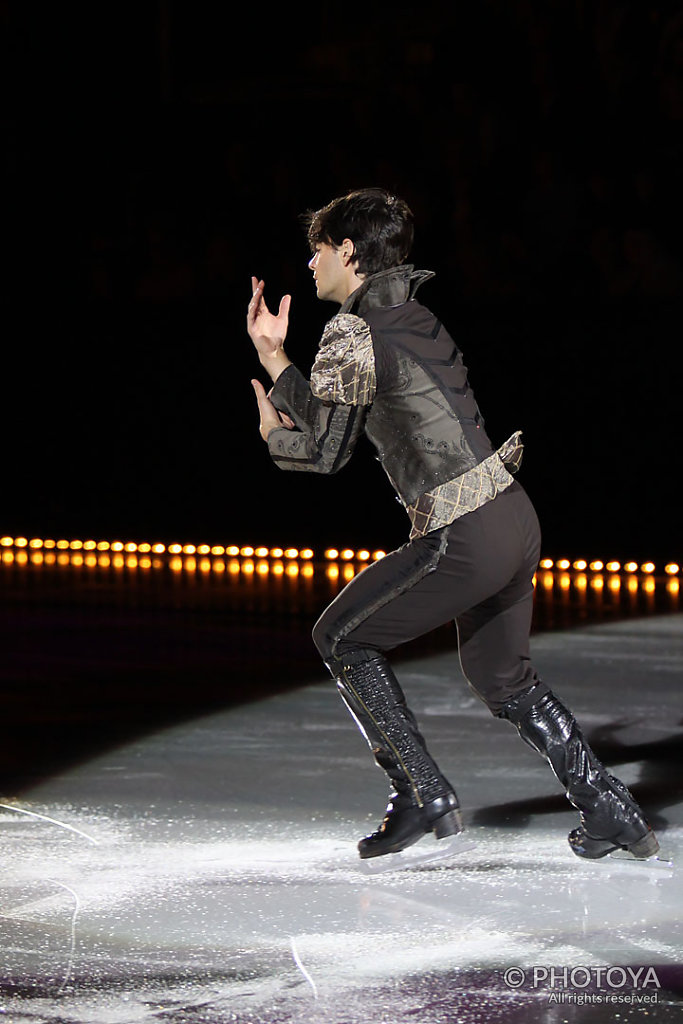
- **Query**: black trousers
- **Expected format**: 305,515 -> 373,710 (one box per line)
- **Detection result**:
313,482 -> 542,715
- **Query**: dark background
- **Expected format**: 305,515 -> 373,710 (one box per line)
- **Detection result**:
4,0 -> 683,560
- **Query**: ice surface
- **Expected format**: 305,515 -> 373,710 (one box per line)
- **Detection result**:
1,615 -> 682,1023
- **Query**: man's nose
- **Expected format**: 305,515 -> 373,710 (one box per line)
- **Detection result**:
308,253 -> 318,270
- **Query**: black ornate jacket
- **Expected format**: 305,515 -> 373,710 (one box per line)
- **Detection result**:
267,265 -> 522,538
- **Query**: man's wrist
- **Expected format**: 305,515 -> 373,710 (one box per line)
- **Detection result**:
259,349 -> 292,383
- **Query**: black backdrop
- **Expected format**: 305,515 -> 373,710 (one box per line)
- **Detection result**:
4,1 -> 683,560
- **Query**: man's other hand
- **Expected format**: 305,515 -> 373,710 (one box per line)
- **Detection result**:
251,378 -> 295,441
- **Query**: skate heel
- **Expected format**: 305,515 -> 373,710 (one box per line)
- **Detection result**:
627,830 -> 660,859
432,809 -> 463,839
570,826 -> 660,860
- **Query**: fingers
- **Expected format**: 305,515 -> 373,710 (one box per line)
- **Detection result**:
247,278 -> 266,323
251,377 -> 276,415
251,379 -> 294,437
248,279 -> 290,319
251,378 -> 271,427
252,378 -> 278,441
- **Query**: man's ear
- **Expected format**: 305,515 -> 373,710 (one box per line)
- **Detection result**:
340,238 -> 357,267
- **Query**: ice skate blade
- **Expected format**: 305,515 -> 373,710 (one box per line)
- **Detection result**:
606,849 -> 674,872
576,850 -> 675,879
358,832 -> 476,875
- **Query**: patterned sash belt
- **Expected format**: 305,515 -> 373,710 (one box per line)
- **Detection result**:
406,431 -> 524,539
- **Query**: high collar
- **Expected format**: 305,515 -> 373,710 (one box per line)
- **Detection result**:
340,265 -> 435,315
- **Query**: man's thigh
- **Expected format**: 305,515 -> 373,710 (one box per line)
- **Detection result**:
314,490 -> 537,667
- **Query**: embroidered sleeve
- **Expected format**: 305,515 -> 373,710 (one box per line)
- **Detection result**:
265,364 -> 367,475
309,313 -> 376,406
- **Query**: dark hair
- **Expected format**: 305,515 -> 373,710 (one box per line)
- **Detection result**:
303,188 -> 414,275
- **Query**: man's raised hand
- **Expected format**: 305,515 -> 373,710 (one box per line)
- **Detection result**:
247,277 -> 292,382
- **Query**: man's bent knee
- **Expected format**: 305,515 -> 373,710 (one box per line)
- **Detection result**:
312,614 -> 382,678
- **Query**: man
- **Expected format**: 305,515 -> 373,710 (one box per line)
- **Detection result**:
247,187 -> 658,866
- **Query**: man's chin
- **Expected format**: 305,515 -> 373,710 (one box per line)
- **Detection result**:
313,283 -> 342,304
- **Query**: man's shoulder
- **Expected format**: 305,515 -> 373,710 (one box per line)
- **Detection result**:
361,299 -> 441,334
312,312 -> 376,406
321,311 -> 371,345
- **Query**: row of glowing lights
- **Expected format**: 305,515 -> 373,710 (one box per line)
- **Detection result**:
538,571 -> 678,597
0,537 -> 386,581
0,537 -> 385,562
538,559 -> 680,597
0,551 -> 360,581
0,538 -> 680,578
539,557 -> 681,576
1,550 -> 678,591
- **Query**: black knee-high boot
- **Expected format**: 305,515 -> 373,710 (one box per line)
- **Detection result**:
499,683 -> 659,859
335,654 -> 462,858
